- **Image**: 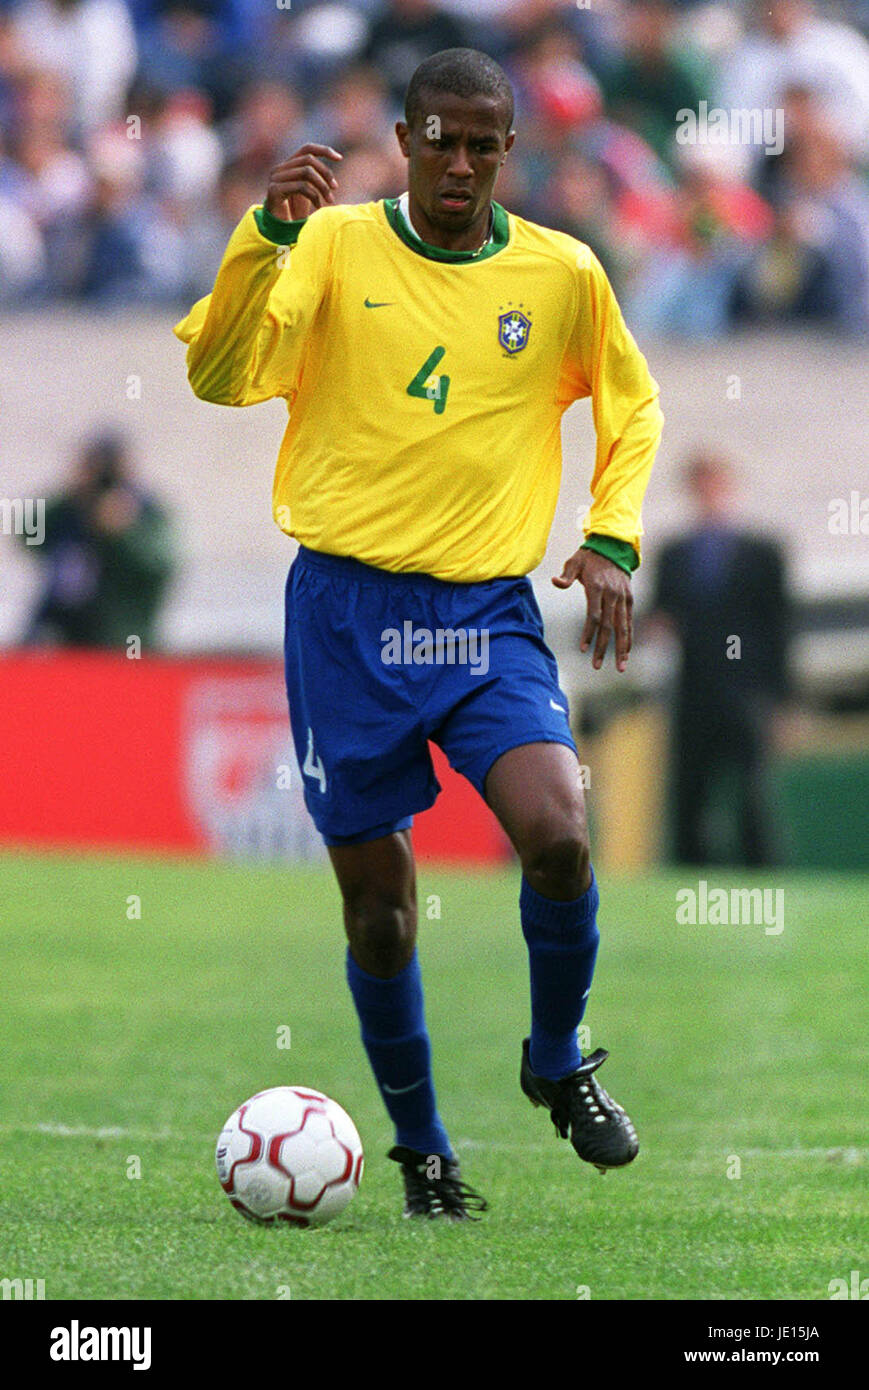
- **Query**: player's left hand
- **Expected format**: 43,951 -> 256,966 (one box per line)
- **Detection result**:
553,547 -> 633,673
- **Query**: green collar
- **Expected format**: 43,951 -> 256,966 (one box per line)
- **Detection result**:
383,196 -> 509,263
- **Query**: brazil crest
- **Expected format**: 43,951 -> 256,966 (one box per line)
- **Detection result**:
498,308 -> 532,355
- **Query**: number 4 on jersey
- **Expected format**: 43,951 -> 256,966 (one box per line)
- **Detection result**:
407,347 -> 450,415
303,726 -> 326,793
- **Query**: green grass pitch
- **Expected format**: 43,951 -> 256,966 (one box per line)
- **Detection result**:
1,851 -> 865,1301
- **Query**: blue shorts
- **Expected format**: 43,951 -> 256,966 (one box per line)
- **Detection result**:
283,547 -> 577,846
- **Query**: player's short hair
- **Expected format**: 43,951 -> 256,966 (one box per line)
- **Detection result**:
405,49 -> 515,134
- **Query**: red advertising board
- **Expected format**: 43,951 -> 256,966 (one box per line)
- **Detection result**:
0,651 -> 510,865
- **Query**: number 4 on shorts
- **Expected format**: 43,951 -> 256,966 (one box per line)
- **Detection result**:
303,726 -> 326,793
407,346 -> 450,415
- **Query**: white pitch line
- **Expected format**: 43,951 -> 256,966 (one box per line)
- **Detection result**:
737,1146 -> 865,1163
0,1127 -> 864,1165
0,1123 -> 179,1141
454,1139 -> 866,1162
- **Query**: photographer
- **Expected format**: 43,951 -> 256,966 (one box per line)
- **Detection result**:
21,430 -> 174,649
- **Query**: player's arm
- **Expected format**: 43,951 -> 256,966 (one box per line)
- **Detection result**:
173,145 -> 342,406
554,251 -> 664,672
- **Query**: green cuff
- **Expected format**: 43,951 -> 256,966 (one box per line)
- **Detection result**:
254,205 -> 307,246
581,534 -> 639,574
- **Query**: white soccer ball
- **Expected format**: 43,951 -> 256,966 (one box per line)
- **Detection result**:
216,1086 -> 364,1227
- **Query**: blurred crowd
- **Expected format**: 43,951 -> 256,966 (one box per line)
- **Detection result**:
1,0 -> 869,335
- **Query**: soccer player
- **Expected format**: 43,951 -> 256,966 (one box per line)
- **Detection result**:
176,49 -> 663,1220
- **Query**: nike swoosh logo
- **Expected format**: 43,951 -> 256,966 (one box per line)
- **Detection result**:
364,298 -> 395,308
550,699 -> 567,713
381,1077 -> 426,1095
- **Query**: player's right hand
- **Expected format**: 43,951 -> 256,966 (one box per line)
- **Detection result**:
265,144 -> 343,221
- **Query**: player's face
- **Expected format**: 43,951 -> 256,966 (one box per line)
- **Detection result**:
396,93 -> 515,246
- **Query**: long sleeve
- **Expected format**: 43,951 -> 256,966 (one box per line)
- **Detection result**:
570,250 -> 664,564
173,206 -> 333,407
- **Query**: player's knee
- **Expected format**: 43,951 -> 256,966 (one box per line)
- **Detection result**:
522,824 -> 590,899
342,890 -> 417,977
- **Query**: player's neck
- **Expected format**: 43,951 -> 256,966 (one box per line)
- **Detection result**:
405,193 -> 494,254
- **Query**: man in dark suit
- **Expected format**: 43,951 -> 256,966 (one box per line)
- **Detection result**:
651,452 -> 791,865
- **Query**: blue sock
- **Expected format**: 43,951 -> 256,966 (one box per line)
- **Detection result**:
521,870 -> 600,1081
345,949 -> 453,1159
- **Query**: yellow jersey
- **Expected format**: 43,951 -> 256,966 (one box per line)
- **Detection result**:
174,198 -> 663,581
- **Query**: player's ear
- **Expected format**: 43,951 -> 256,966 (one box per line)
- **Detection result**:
395,121 -> 411,158
503,130 -> 516,160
